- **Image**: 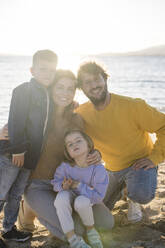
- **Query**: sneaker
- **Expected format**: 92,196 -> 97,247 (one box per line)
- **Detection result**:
127,200 -> 142,223
2,225 -> 32,242
87,228 -> 103,248
69,235 -> 91,248
0,238 -> 7,248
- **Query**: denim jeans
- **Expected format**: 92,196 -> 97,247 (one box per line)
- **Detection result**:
0,155 -> 31,231
104,165 -> 157,210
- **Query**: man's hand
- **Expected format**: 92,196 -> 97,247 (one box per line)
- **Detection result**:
132,158 -> 156,171
62,177 -> 73,190
12,154 -> 25,167
0,124 -> 9,140
87,149 -> 102,165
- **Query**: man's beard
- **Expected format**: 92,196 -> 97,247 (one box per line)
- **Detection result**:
87,85 -> 108,106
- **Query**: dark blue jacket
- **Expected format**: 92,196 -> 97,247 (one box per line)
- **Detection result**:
0,78 -> 54,169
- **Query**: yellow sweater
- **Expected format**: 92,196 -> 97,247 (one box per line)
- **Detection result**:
76,93 -> 165,171
31,113 -> 84,180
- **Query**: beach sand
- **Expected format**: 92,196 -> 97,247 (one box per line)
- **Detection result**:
0,163 -> 165,248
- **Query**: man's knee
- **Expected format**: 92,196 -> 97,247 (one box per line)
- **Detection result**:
127,167 -> 157,204
128,188 -> 156,204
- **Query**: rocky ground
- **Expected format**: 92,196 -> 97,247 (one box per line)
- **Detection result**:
0,163 -> 165,248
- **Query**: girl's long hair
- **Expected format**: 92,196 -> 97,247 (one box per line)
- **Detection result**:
64,129 -> 94,165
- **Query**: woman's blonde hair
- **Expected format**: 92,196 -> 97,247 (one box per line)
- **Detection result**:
64,129 -> 94,165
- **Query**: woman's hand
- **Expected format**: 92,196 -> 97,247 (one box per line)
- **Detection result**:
0,124 -> 9,140
87,149 -> 102,165
62,177 -> 73,190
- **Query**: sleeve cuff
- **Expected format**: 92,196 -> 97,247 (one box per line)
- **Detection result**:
12,152 -> 26,157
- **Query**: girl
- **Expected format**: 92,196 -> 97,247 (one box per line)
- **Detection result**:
51,130 -> 109,248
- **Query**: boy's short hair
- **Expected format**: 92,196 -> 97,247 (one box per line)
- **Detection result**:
32,50 -> 58,66
77,61 -> 109,88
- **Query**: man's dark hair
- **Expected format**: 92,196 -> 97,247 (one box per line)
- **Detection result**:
77,61 -> 109,88
32,49 -> 58,66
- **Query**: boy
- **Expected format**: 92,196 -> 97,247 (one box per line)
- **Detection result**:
0,50 -> 57,245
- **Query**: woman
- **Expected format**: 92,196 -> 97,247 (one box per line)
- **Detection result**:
0,70 -> 114,244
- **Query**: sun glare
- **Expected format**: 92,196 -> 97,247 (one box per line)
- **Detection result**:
0,0 -> 165,55
57,54 -> 80,73
56,53 -> 88,104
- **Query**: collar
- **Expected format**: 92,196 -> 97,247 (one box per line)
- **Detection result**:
30,78 -> 48,91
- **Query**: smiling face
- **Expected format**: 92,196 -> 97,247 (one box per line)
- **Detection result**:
30,59 -> 57,87
80,72 -> 108,106
65,132 -> 89,160
52,77 -> 76,107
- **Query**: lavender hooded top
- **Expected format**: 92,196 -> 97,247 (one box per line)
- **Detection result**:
51,162 -> 109,204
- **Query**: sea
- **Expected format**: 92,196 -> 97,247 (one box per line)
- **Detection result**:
0,55 -> 165,127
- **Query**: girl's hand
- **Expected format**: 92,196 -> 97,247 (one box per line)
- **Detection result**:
71,180 -> 80,189
0,124 -> 9,140
87,149 -> 102,165
62,177 -> 73,190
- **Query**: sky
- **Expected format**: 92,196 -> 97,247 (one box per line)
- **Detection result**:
0,0 -> 165,56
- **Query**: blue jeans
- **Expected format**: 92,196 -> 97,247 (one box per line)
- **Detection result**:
104,165 -> 157,210
0,155 -> 31,231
